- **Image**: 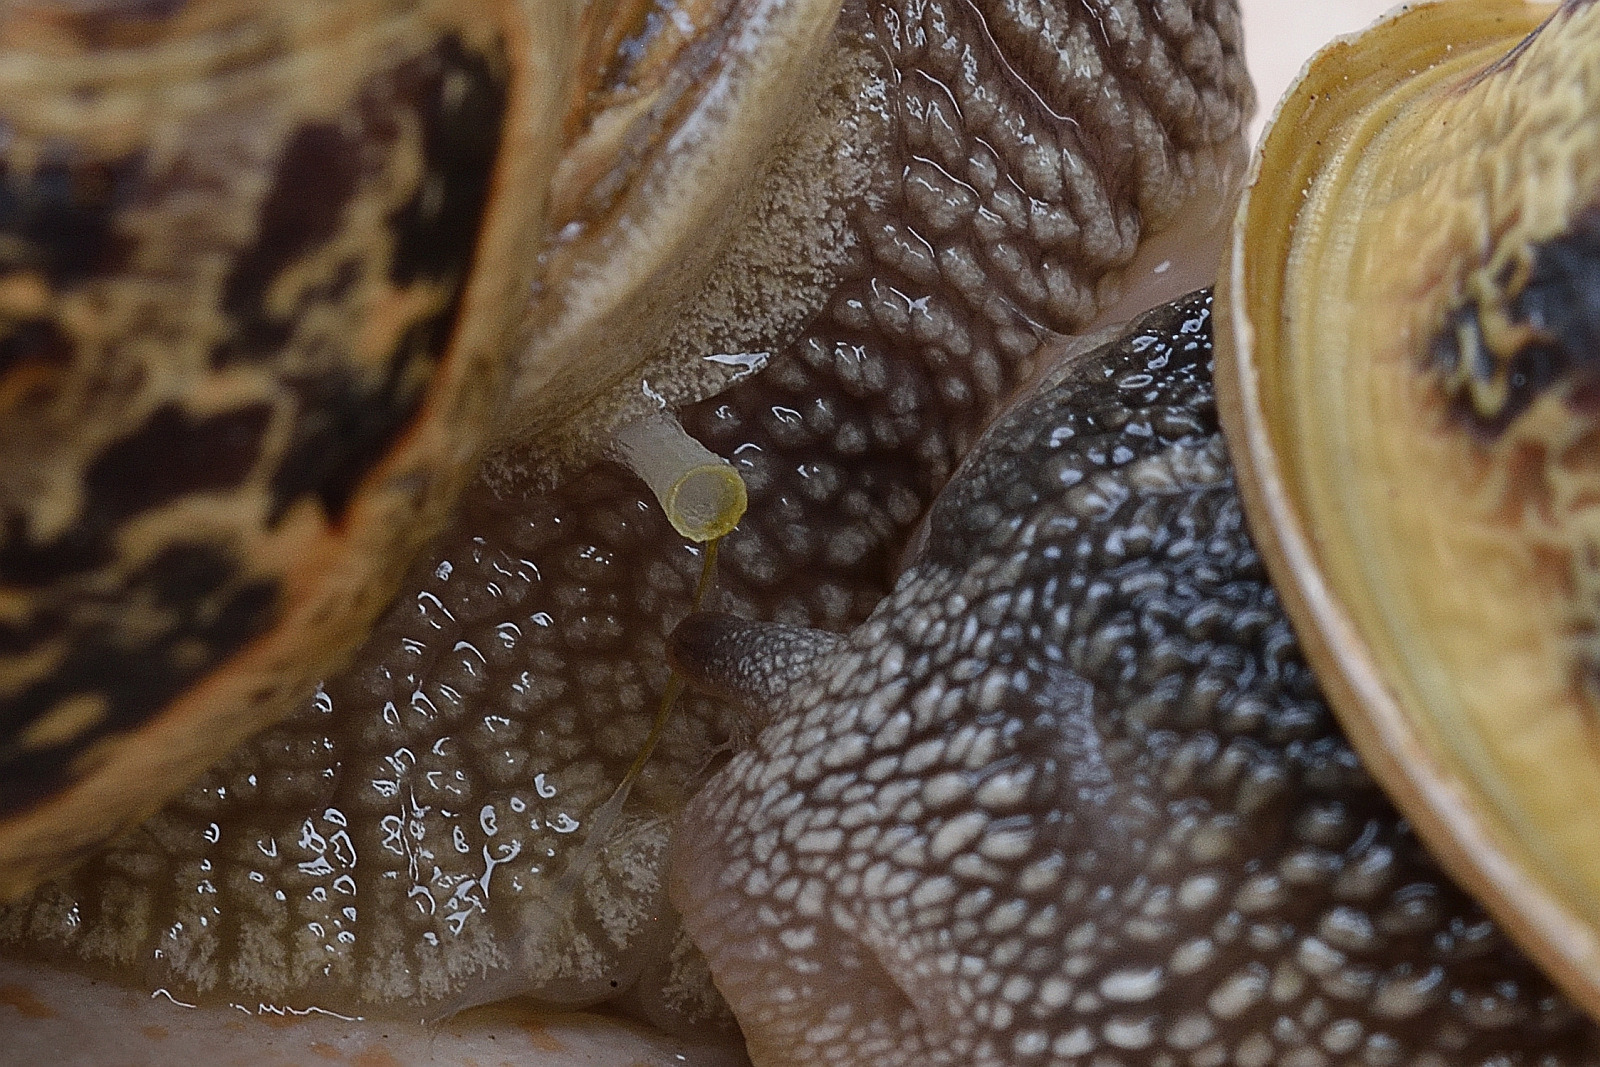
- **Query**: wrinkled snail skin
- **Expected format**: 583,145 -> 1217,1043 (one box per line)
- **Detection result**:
668,292 -> 1600,1067
0,0 -> 1253,1054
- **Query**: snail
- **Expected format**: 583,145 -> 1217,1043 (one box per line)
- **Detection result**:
0,0 -> 1252,1057
2,1 -> 1597,1067
1217,0 -> 1600,1030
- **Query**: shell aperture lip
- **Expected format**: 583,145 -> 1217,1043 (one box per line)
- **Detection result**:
1218,0 -> 1600,1023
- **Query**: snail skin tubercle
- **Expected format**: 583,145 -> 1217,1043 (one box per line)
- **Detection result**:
10,1 -> 1597,1065
0,0 -> 1254,1057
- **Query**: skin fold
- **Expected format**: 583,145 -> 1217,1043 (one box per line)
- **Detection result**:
669,292 -> 1600,1066
1,1 -> 1593,1065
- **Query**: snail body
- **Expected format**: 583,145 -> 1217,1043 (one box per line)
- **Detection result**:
669,290 -> 1600,1066
9,0 -> 1600,1065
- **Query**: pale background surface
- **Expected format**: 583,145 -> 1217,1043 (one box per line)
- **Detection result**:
1240,0 -> 1400,142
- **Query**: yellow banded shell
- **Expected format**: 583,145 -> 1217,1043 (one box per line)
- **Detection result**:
1217,0 -> 1600,1018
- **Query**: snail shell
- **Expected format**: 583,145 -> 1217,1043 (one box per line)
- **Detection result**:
0,0 -> 846,892
0,0 -> 554,891
1216,0 -> 1600,1022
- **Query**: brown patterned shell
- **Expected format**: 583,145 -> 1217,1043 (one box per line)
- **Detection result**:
0,0 -> 557,894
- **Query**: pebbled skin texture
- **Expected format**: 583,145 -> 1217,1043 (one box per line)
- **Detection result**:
669,293 -> 1600,1066
0,0 -> 1247,897
0,0 -> 1255,1031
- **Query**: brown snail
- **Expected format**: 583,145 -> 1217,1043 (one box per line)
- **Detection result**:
0,0 -> 1254,1060
7,0 -> 1600,1065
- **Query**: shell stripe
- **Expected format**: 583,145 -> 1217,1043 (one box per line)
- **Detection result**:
0,32 -> 509,817
1432,203 -> 1600,433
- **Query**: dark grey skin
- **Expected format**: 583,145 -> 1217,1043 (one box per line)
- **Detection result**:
668,292 -> 1600,1067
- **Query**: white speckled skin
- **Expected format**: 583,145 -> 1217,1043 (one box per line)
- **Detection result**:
669,293 -> 1600,1067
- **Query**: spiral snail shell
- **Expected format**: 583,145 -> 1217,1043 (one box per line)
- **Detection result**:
1218,0 -> 1600,1024
0,0 -> 843,892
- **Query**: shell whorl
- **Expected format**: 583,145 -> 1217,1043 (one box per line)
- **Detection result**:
0,0 -> 545,888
